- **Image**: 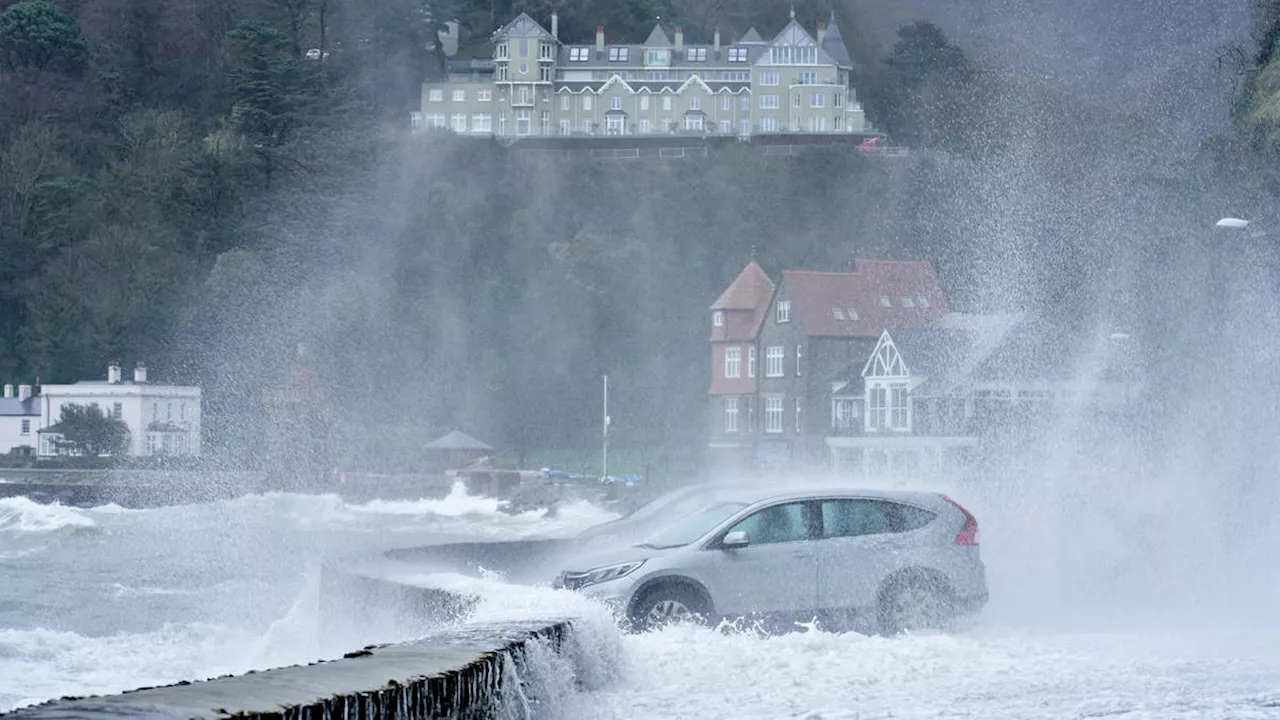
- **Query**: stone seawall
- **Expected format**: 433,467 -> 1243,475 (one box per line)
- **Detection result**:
2,620 -> 579,719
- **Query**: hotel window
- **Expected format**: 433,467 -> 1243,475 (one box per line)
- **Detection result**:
608,46 -> 629,62
540,41 -> 554,60
428,89 -> 443,102
765,397 -> 784,433
796,71 -> 817,85
810,92 -> 825,107
776,300 -> 791,323
721,96 -> 730,111
472,113 -> 492,131
560,95 -> 570,110
640,96 -> 650,110
452,113 -> 467,132
611,96 -> 622,110
662,96 -> 672,111
889,384 -> 909,430
569,47 -> 589,61
740,95 -> 750,111
559,119 -> 571,135
724,397 -> 739,433
728,47 -> 748,62
725,347 -> 741,378
760,71 -> 779,86
748,347 -> 756,378
540,65 -> 552,81
20,419 -> 29,435
583,96 -> 593,111
796,345 -> 802,376
686,47 -> 706,61
795,398 -> 803,433
766,346 -> 785,377
452,90 -> 465,102
760,94 -> 779,109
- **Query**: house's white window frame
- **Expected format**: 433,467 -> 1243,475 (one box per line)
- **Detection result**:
610,96 -> 622,110
20,419 -> 30,435
776,300 -> 791,323
686,47 -> 706,61
428,89 -> 443,102
569,46 -> 590,61
725,347 -> 741,378
766,346 -> 785,377
796,344 -> 803,376
640,95 -> 650,110
685,114 -> 703,131
451,113 -> 467,132
795,397 -> 803,433
583,96 -> 593,111
748,346 -> 757,378
889,383 -> 910,430
662,96 -> 672,111
560,95 -> 570,110
690,96 -> 701,110
765,396 -> 784,433
112,402 -> 122,419
713,310 -> 724,326
866,384 -> 887,431
478,89 -> 492,102
452,90 -> 465,102
761,71 -> 779,86
559,118 -> 571,135
724,396 -> 739,433
472,113 -> 492,132
728,47 -> 748,62
760,94 -> 779,109
721,96 -> 730,111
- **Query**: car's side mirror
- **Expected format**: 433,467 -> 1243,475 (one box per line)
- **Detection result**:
721,530 -> 749,549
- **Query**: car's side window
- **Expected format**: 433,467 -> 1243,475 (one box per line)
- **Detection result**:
820,499 -> 934,538
727,501 -> 809,545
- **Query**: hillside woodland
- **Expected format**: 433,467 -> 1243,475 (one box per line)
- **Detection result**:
0,0 -> 1276,468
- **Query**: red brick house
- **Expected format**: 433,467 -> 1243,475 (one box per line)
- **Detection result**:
707,259 -> 949,471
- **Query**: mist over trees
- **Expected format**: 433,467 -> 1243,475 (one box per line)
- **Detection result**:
0,0 -> 1275,468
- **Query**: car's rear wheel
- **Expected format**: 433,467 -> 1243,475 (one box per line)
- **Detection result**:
629,584 -> 708,632
878,574 -> 953,636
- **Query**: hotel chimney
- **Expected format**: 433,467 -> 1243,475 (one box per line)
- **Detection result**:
108,360 -> 122,384
550,11 -> 558,40
596,25 -> 605,54
18,384 -> 31,402
674,27 -> 683,51
714,27 -> 721,53
817,22 -> 827,45
134,362 -> 147,384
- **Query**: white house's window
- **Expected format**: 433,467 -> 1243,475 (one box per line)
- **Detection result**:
541,110 -> 550,135
867,386 -> 887,431
686,47 -> 706,61
765,397 -> 784,433
452,113 -> 467,132
834,92 -> 843,107
724,397 -> 739,433
478,89 -> 492,102
720,96 -> 730,111
690,96 -> 701,110
647,70 -> 669,80
890,384 -> 909,429
719,120 -> 731,133
582,119 -> 593,134
559,119 -> 571,135
760,94 -> 779,109
498,113 -> 507,134
795,397 -> 803,433
776,300 -> 791,323
540,41 -> 554,60
516,85 -> 532,104
725,347 -> 741,378
516,109 -> 531,135
452,90 -> 465,102
152,402 -> 158,420
639,118 -> 650,133
740,95 -> 750,111
611,96 -> 621,110
728,47 -> 748,62
606,115 -> 624,134
832,398 -> 857,432
540,65 -> 552,81
797,71 -> 817,85
796,344 -> 802,376
560,95 -> 570,110
835,115 -> 844,130
112,402 -> 122,419
583,96 -> 593,111
766,346 -> 784,377
20,419 -> 29,435
761,71 -> 779,86
496,44 -> 508,59
810,92 -> 825,107
662,96 -> 672,111
685,115 -> 703,131
880,296 -> 892,307
472,113 -> 492,131
793,93 -> 802,108
428,89 -> 443,102
608,46 -> 628,62
640,96 -> 650,111
748,347 -> 756,378
847,308 -> 858,320
833,308 -> 845,320
713,311 -> 724,326
497,65 -> 508,81
569,47 -> 590,61
808,116 -> 825,132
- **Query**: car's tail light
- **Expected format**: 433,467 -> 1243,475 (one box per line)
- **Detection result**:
938,493 -> 979,545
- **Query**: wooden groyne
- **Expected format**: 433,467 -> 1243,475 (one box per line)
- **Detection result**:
2,620 -> 576,719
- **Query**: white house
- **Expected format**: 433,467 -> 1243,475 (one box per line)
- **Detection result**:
0,384 -> 41,456
35,361 -> 202,458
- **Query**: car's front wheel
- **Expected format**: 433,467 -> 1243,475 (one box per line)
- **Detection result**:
629,584 -> 708,632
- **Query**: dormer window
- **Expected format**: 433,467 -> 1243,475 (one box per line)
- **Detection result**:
832,308 -> 844,320
713,311 -> 724,326
608,46 -> 629,62
901,296 -> 916,308
917,296 -> 930,308
728,47 -> 748,62
847,308 -> 858,320
686,47 -> 706,61
569,47 -> 590,61
776,300 -> 791,323
879,296 -> 892,308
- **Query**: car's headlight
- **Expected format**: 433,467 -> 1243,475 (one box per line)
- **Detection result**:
557,560 -> 645,590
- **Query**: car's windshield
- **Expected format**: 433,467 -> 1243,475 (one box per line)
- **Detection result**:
637,501 -> 747,549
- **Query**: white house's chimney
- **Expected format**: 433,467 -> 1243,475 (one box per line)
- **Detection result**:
108,360 -> 122,384
551,11 -> 558,40
595,25 -> 604,53
18,384 -> 31,402
713,27 -> 721,53
817,22 -> 827,45
674,27 -> 684,51
3,384 -> 12,398
134,362 -> 147,384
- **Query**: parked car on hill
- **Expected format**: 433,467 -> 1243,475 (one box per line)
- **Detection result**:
553,485 -> 987,635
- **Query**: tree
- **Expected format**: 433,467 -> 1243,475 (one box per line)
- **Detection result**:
868,21 -> 982,152
0,0 -> 90,75
53,403 -> 131,457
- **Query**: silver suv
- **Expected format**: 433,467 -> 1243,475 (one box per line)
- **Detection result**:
553,485 -> 987,634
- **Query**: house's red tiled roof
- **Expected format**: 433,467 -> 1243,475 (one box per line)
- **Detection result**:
710,261 -> 776,342
782,260 -> 948,337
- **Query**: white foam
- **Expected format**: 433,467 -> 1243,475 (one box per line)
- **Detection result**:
0,497 -> 96,534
